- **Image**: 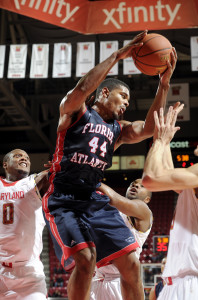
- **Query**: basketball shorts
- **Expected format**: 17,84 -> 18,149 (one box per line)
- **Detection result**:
158,275 -> 198,300
0,260 -> 47,300
43,190 -> 139,270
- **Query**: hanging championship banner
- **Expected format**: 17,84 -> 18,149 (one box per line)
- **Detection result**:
0,45 -> 6,78
0,0 -> 198,34
52,43 -> 72,78
190,36 -> 198,71
123,40 -> 141,75
7,44 -> 27,78
166,83 -> 190,121
30,44 -> 49,78
76,42 -> 95,77
100,41 -> 118,76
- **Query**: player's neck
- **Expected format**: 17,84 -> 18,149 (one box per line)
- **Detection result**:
6,171 -> 28,182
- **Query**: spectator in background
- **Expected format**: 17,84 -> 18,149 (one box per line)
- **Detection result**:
149,257 -> 167,300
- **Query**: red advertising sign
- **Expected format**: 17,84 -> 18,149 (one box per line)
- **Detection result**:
0,0 -> 198,34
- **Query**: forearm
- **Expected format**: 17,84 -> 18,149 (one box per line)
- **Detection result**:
76,52 -> 119,97
163,144 -> 174,170
143,139 -> 167,186
143,81 -> 170,136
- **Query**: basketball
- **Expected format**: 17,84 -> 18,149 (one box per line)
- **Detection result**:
131,33 -> 172,76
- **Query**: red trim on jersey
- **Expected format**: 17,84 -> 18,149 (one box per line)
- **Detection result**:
0,177 -> 19,187
96,240 -> 139,268
113,120 -> 122,151
67,106 -> 87,130
167,277 -> 173,285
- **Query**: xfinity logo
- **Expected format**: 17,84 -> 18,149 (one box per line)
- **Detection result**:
14,0 -> 79,24
103,1 -> 181,29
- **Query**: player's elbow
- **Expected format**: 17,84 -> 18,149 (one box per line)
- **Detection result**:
142,174 -> 156,191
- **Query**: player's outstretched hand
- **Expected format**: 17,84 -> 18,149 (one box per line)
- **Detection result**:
160,47 -> 177,87
117,30 -> 148,60
153,104 -> 184,143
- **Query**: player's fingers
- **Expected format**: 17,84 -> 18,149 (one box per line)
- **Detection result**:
159,107 -> 165,126
166,106 -> 173,125
154,111 -> 160,129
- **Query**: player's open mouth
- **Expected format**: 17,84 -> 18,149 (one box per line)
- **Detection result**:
19,162 -> 27,167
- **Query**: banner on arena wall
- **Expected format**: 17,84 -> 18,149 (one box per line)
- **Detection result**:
0,45 -> 6,78
121,156 -> 145,170
76,42 -> 95,77
52,43 -> 72,78
0,0 -> 198,34
166,83 -> 190,121
123,41 -> 141,75
7,44 -> 27,78
190,37 -> 198,71
100,41 -> 118,76
30,44 -> 49,78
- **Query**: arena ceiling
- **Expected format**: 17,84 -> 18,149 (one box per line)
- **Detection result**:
0,8 -> 198,155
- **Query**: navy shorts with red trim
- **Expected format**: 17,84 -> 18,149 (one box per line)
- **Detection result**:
43,189 -> 139,270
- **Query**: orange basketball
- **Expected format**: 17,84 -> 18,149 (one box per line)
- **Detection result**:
131,33 -> 172,76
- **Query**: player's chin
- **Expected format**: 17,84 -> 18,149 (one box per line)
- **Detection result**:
113,112 -> 122,121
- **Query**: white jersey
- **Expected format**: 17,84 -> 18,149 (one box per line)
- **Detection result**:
162,189 -> 198,279
0,175 -> 45,265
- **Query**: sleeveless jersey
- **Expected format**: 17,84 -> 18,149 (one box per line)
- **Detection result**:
50,106 -> 121,192
93,211 -> 152,277
162,189 -> 198,278
0,175 -> 45,265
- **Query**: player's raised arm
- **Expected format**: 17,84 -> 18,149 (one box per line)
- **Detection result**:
116,48 -> 177,147
142,105 -> 198,191
58,31 -> 147,131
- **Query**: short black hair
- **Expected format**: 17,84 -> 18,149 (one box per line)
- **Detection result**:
3,151 -> 12,163
95,78 -> 130,101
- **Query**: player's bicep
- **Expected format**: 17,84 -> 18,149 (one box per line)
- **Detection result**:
60,88 -> 86,117
118,120 -> 149,145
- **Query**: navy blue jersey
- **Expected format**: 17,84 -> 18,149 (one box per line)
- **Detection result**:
49,106 -> 121,192
155,280 -> 164,298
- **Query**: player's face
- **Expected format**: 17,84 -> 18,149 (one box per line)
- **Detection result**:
126,179 -> 149,201
104,86 -> 130,120
5,149 -> 31,178
194,145 -> 198,156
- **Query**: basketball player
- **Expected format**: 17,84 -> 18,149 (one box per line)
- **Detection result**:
0,149 -> 49,300
90,178 -> 152,300
142,105 -> 198,300
42,30 -> 177,300
149,257 -> 167,300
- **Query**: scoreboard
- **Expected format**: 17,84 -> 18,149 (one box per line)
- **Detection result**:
153,235 -> 169,253
170,138 -> 198,168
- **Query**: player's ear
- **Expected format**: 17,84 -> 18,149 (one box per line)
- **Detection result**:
102,87 -> 110,98
3,161 -> 7,170
144,196 -> 151,204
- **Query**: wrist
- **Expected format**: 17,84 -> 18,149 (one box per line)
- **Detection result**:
159,78 -> 170,90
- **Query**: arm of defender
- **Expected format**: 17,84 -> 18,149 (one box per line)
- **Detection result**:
35,170 -> 50,195
98,183 -> 151,220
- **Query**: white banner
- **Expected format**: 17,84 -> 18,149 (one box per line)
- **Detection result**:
30,44 -> 49,78
0,45 -> 6,78
76,42 -> 95,77
7,44 -> 27,78
166,83 -> 190,121
52,43 -> 72,78
190,36 -> 198,71
123,40 -> 141,75
100,41 -> 118,76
